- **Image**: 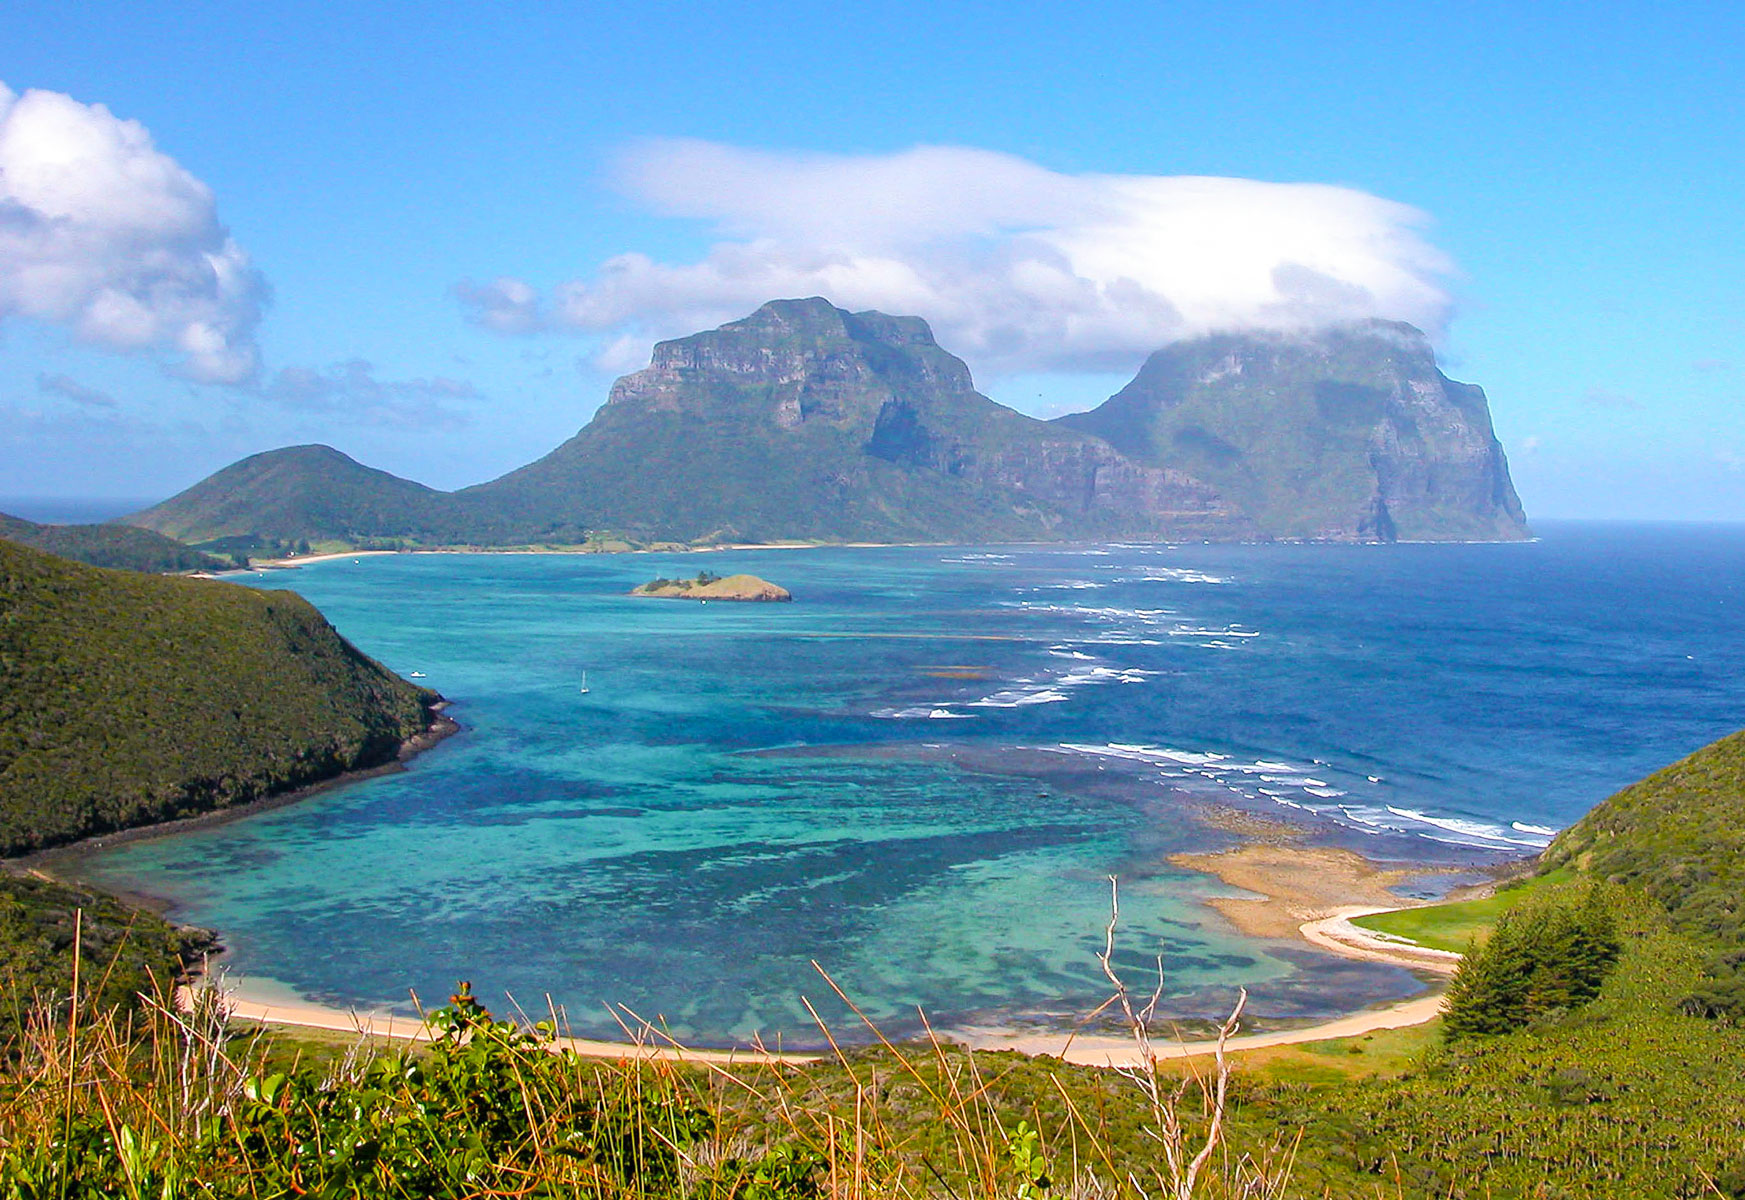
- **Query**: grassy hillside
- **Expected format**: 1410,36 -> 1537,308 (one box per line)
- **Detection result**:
0,538 -> 440,855
0,512 -> 228,574
1542,727 -> 1745,948
126,444 -> 484,548
0,872 -> 212,1034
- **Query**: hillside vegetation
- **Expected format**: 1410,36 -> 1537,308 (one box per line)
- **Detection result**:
0,538 -> 440,855
127,444 -> 486,548
0,513 -> 227,574
1058,321 -> 1527,542
0,872 -> 212,1037
1543,726 -> 1745,949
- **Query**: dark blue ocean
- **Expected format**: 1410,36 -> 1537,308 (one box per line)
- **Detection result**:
79,522 -> 1745,1045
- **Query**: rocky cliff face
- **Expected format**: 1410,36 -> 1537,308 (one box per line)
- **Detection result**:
131,304 -> 1529,549
466,298 -> 1247,543
1058,321 -> 1529,542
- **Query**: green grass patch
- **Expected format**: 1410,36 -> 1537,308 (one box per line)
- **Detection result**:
1351,869 -> 1569,953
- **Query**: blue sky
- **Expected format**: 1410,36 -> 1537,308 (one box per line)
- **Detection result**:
1,0 -> 1741,519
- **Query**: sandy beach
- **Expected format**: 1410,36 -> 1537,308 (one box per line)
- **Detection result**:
209,885 -> 1458,1072
202,975 -> 819,1066
206,843 -> 1466,1070
953,862 -> 1465,1068
1169,842 -> 1429,939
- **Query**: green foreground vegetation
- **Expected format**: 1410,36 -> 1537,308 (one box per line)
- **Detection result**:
3,877 -> 1743,1198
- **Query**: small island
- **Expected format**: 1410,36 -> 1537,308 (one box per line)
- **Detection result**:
630,569 -> 792,602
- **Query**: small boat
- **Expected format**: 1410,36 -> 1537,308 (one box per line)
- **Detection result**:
579,670 -> 590,695
408,671 -> 427,679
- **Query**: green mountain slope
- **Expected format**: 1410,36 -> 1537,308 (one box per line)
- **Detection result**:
1058,320 -> 1529,541
461,298 -> 1247,544
118,305 -> 1530,548
0,512 -> 228,573
1542,728 -> 1745,949
0,538 -> 442,855
126,444 -> 476,548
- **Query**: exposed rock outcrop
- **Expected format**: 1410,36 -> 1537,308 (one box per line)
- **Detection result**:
463,298 -> 1246,544
631,573 -> 792,602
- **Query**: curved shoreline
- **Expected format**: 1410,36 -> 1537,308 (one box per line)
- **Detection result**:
11,705 -> 461,917
197,894 -> 1459,1069
953,903 -> 1458,1067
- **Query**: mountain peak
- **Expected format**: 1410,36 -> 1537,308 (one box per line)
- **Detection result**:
469,298 -> 1236,544
1059,324 -> 1528,542
622,298 -> 971,415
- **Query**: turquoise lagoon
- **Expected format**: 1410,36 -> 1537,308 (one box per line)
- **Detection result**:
79,523 -> 1745,1045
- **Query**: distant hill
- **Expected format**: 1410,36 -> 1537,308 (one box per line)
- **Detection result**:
0,512 -> 228,573
462,298 -> 1244,544
0,538 -> 443,855
126,444 -> 480,549
123,302 -> 1529,548
1057,321 -> 1528,541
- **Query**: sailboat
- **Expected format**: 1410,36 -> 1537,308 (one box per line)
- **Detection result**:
579,670 -> 590,695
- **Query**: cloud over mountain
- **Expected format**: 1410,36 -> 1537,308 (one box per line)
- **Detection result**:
0,81 -> 265,384
461,141 -> 1456,375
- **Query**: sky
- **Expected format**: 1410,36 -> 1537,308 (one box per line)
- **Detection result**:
1,0 -> 1741,520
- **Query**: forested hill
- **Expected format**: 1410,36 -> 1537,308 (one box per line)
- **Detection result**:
1056,320 -> 1528,542
0,538 -> 442,855
1543,727 -> 1745,951
0,512 -> 228,574
126,443 -> 479,548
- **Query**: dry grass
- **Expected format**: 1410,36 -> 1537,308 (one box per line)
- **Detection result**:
0,889 -> 1297,1199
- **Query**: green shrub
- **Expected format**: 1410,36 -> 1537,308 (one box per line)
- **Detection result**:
1442,884 -> 1622,1040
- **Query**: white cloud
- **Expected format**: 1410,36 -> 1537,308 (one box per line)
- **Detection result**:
37,371 -> 116,408
0,81 -> 265,383
466,140 -> 1456,375
262,359 -> 477,429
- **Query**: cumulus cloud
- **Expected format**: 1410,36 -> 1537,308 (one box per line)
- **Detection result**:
37,371 -> 115,408
466,140 -> 1456,375
0,81 -> 265,383
262,360 -> 477,428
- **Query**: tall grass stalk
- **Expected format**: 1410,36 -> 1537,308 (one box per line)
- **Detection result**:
0,897 -> 1290,1198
